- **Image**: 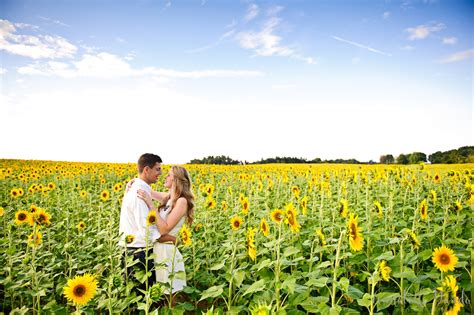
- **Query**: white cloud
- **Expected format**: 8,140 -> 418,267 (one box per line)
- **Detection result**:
0,19 -> 77,59
115,37 -> 126,43
244,4 -> 259,23
237,14 -> 315,64
442,37 -> 457,45
17,52 -> 265,79
439,49 -> 474,63
382,11 -> 391,19
38,16 -> 70,27
332,36 -> 392,57
405,22 -> 445,40
0,67 -> 6,75
400,45 -> 415,51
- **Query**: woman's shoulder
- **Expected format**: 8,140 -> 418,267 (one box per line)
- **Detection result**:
176,197 -> 188,207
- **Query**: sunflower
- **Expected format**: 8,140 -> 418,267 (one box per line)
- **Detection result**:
373,201 -> 383,219
241,197 -> 250,215
179,224 -> 192,246
100,190 -> 110,201
432,245 -> 458,272
433,174 -> 441,183
17,188 -> 24,196
300,196 -> 308,215
63,274 -> 98,306
291,185 -> 300,198
0,207 -> 4,217
34,208 -> 51,226
113,183 -> 123,193
347,213 -> 364,252
315,228 -> 326,246
30,205 -> 39,214
205,197 -> 216,209
430,190 -> 437,203
378,260 -> 391,282
437,275 -> 463,315
247,228 -> 257,261
406,229 -> 421,249
10,188 -> 19,199
285,204 -> 300,233
249,303 -> 271,315
147,211 -> 157,226
230,216 -> 243,231
221,201 -> 228,211
77,221 -> 86,231
419,199 -> 428,220
270,209 -> 284,224
14,210 -> 33,226
451,201 -> 462,212
125,234 -> 135,244
260,218 -> 270,237
194,223 -> 203,232
28,230 -> 43,247
47,182 -> 56,190
80,190 -> 87,198
205,184 -> 214,196
339,199 -> 348,218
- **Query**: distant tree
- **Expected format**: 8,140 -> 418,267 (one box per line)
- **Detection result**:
380,154 -> 395,164
408,152 -> 427,164
396,154 -> 409,164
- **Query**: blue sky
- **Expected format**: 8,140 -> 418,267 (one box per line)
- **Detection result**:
1,0 -> 472,163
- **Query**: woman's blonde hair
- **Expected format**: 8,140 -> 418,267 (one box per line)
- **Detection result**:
167,166 -> 194,225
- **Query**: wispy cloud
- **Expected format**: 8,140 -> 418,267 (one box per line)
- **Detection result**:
439,49 -> 474,63
115,37 -> 126,43
17,52 -> 265,79
237,9 -> 315,64
382,11 -> 391,19
0,67 -> 7,75
0,19 -> 77,59
405,22 -> 445,40
244,4 -> 259,23
332,36 -> 392,57
442,37 -> 457,45
38,16 -> 70,27
400,45 -> 415,51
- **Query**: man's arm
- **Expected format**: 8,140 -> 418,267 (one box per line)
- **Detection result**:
158,234 -> 178,245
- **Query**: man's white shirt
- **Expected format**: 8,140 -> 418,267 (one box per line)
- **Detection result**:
119,178 -> 161,247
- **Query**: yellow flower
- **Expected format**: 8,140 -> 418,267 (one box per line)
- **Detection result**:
10,188 -> 20,199
430,190 -> 437,203
80,190 -> 87,198
14,210 -> 33,226
100,190 -> 110,201
339,199 -> 349,218
230,216 -> 243,231
47,182 -> 56,190
0,207 -> 4,217
113,183 -> 123,193
378,260 -> 391,282
125,234 -> 135,244
241,197 -> 250,215
316,228 -> 326,246
300,196 -> 308,215
437,275 -> 463,315
28,230 -> 43,247
179,224 -> 192,246
205,197 -> 216,209
221,201 -> 228,211
147,211 -> 157,226
34,208 -> 51,226
260,218 -> 270,237
291,185 -> 300,198
432,245 -> 458,272
77,221 -> 86,231
419,199 -> 428,220
347,213 -> 364,252
270,209 -> 284,224
451,201 -> 462,212
63,274 -> 98,306
374,201 -> 383,219
406,229 -> 421,249
247,227 -> 257,261
285,203 -> 300,233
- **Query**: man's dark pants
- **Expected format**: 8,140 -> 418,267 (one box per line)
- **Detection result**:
124,247 -> 155,295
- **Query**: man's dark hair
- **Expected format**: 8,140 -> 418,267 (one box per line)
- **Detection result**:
138,153 -> 162,173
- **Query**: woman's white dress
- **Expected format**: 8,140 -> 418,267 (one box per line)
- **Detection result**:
153,202 -> 187,293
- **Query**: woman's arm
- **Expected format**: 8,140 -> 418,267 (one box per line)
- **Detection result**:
137,190 -> 187,235
150,190 -> 169,202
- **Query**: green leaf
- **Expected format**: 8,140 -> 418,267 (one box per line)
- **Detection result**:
306,277 -> 329,288
254,258 -> 274,271
199,285 -> 224,301
338,277 -> 350,292
316,261 -> 333,269
282,277 -> 296,294
233,270 -> 245,288
376,292 -> 400,311
210,260 -> 226,271
375,251 -> 394,261
346,286 -> 364,299
357,293 -> 372,308
392,267 -> 417,280
243,279 -> 266,296
283,246 -> 300,257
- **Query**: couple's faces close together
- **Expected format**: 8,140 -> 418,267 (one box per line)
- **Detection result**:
144,163 -> 174,188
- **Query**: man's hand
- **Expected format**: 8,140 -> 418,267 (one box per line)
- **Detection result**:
158,234 -> 178,245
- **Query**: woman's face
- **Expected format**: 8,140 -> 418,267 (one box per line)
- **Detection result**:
165,169 -> 174,189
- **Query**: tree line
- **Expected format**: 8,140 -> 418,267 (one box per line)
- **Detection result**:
188,146 -> 473,165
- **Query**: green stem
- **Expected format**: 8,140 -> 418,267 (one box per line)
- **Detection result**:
331,230 -> 344,309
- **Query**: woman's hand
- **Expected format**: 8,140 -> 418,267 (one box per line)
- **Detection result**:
125,179 -> 135,194
137,189 -> 154,209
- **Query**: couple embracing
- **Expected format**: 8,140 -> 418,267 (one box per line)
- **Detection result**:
118,153 -> 194,297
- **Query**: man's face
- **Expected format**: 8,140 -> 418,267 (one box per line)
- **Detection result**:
145,162 -> 162,184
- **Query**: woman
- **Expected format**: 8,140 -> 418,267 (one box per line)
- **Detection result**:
137,165 -> 194,294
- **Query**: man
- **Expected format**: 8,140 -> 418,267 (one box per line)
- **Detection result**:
119,153 -> 176,295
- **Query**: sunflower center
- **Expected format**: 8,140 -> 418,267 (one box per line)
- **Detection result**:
234,221 -> 240,228
350,223 -> 357,238
440,253 -> 450,264
39,214 -> 46,222
73,285 -> 86,297
288,214 -> 295,225
19,213 -> 26,220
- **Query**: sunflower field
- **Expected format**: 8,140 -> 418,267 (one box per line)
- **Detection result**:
0,160 -> 472,314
